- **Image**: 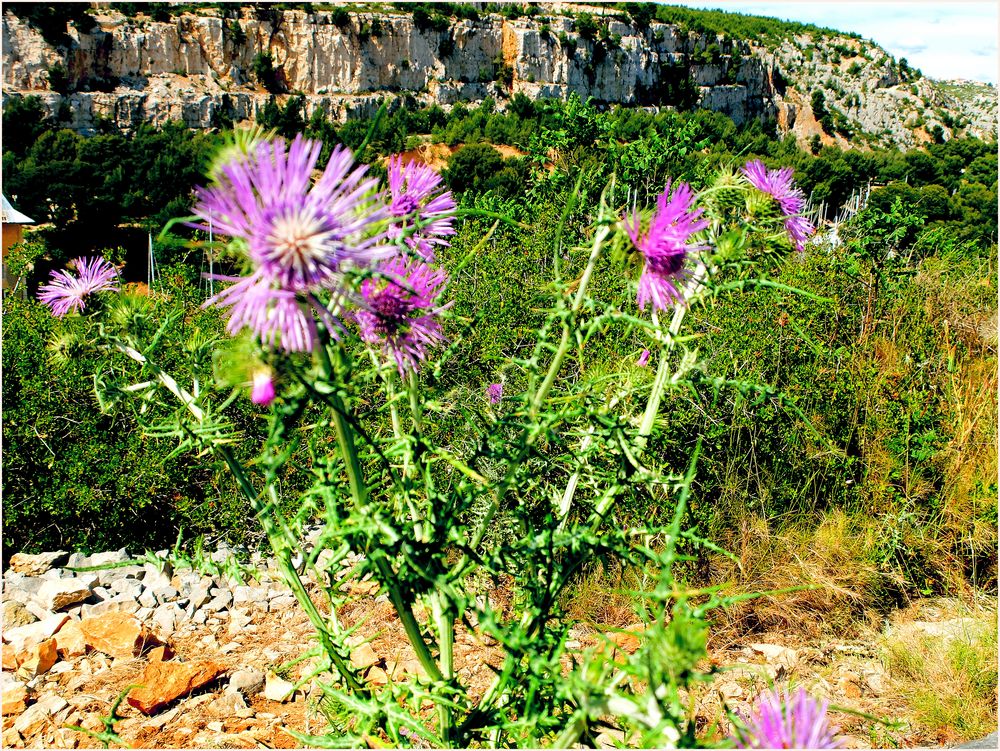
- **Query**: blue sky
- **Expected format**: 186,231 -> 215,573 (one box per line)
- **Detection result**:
665,1 -> 999,84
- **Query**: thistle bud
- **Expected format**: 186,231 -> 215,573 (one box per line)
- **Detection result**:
250,369 -> 276,406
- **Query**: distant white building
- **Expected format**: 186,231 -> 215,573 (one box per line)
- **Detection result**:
2,194 -> 35,291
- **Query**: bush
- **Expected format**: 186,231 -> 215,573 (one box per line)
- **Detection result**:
443,143 -> 505,193
46,63 -> 70,94
1,255 -> 258,558
226,19 -> 246,45
575,12 -> 598,40
330,6 -> 350,27
251,51 -> 282,93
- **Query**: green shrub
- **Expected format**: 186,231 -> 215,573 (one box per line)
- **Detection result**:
1,254 -> 258,557
575,12 -> 598,40
330,6 -> 350,27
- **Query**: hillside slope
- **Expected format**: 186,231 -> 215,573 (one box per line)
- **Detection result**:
1,2 -> 996,148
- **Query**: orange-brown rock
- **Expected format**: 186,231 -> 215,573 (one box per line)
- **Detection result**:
54,620 -> 87,659
80,612 -> 159,658
147,645 -> 175,663
603,623 -> 647,657
126,660 -> 224,715
15,638 -> 57,679
1,683 -> 29,715
2,649 -> 19,672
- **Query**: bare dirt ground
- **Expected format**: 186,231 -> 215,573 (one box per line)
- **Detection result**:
5,587 -> 995,749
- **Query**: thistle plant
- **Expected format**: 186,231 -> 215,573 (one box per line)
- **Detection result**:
40,134 -> 832,748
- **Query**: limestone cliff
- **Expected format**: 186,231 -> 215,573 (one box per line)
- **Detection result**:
1,4 -> 995,148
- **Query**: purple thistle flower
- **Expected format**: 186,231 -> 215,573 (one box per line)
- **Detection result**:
250,369 -> 277,406
742,160 -> 816,252
623,181 -> 708,312
734,687 -> 841,749
386,156 -> 456,262
637,349 -> 651,367
486,383 -> 503,404
194,136 -> 389,290
193,135 -> 392,351
356,257 -> 448,375
37,256 -> 119,317
206,272 -> 328,353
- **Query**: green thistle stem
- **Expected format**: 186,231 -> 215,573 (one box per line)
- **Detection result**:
322,344 -> 443,685
111,337 -> 365,693
530,223 -> 610,419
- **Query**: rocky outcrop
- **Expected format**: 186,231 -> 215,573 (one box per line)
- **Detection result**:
759,34 -> 997,148
1,4 -> 995,148
1,6 -> 776,133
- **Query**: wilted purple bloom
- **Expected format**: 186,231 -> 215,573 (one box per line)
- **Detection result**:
486,383 -> 503,404
356,257 -> 448,375
38,256 -> 119,317
637,349 -> 651,367
734,687 -> 841,749
742,160 -> 816,251
623,181 -> 708,312
194,135 -> 392,351
250,369 -> 277,406
386,156 -> 456,261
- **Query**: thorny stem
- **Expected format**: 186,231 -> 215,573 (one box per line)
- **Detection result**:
637,260 -> 708,446
458,222 -> 613,569
432,595 -> 455,746
111,338 -> 365,692
321,344 -> 444,684
530,223 -> 610,420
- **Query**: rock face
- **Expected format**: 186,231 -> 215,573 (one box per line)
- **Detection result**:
1,5 -> 780,133
4,5 -> 993,148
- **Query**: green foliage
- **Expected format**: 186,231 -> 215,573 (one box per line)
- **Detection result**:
226,19 -> 246,45
330,6 -> 350,28
443,144 -> 527,196
251,51 -> 283,93
646,2 -> 857,46
575,12 -> 598,41
46,63 -> 70,94
256,94 -> 306,139
411,4 -> 450,33
1,252 -> 258,556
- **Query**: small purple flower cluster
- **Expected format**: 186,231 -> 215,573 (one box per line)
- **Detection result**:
486,382 -> 503,404
38,257 -> 119,317
622,181 -> 708,312
742,160 -> 816,252
190,135 -> 454,374
734,687 -> 841,749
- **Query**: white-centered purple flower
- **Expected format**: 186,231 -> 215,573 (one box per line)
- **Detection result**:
356,257 -> 448,375
734,687 -> 842,749
742,160 -> 816,252
386,156 -> 456,262
38,256 -> 119,317
192,135 -> 392,352
486,383 -> 503,404
623,181 -> 708,312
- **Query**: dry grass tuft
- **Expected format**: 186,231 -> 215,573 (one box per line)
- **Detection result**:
561,558 -> 649,629
705,511 -> 883,644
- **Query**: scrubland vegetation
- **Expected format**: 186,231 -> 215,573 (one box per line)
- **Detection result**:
3,92 -> 997,634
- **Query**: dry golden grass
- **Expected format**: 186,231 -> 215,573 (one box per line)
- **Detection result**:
705,511 -> 884,644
